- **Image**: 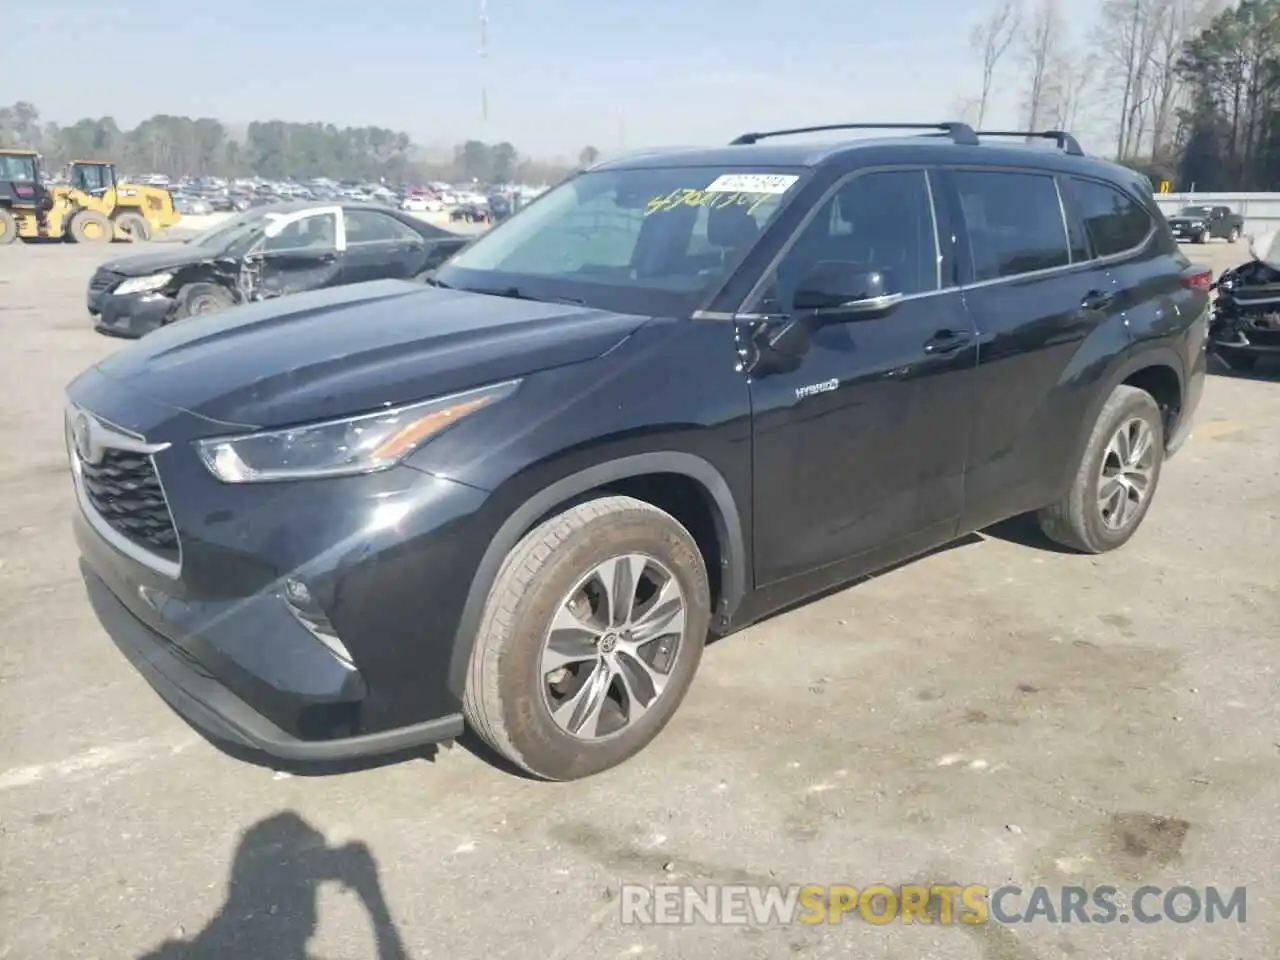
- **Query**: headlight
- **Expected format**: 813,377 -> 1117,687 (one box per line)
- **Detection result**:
195,379 -> 520,483
114,273 -> 172,295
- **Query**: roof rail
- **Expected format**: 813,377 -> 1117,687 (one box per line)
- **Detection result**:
974,129 -> 1084,156
729,122 -> 979,147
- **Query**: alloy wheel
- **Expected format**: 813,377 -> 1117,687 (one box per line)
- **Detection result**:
1097,417 -> 1157,531
540,554 -> 686,741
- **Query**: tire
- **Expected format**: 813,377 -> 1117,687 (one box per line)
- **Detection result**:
1228,227 -> 1240,243
174,282 -> 235,319
1037,385 -> 1165,554
0,208 -> 16,245
68,210 -> 113,243
115,212 -> 151,242
464,496 -> 711,781
1197,229 -> 1210,244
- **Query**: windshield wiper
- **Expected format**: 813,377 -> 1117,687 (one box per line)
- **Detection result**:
485,286 -> 585,306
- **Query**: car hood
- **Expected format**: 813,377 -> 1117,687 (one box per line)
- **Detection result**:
91,280 -> 648,429
98,245 -> 224,276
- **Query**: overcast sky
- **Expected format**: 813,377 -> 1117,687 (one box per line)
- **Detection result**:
7,0 -> 1089,159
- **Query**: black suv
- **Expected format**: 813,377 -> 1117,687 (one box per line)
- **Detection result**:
67,122 -> 1209,781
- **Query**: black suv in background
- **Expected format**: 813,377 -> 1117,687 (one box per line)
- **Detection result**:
1166,204 -> 1244,244
67,122 -> 1209,781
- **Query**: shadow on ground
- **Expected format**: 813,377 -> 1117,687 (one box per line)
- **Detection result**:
136,811 -> 414,959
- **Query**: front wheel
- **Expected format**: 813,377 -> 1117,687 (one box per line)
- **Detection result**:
464,496 -> 711,780
115,212 -> 151,242
174,282 -> 235,320
1228,227 -> 1240,243
0,208 -> 17,245
1037,385 -> 1165,554
68,210 -> 112,243
1197,229 -> 1211,244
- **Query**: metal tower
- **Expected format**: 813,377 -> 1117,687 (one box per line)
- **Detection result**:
479,0 -> 489,123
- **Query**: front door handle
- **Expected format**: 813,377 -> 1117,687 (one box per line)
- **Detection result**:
1082,290 -> 1114,311
922,329 -> 972,354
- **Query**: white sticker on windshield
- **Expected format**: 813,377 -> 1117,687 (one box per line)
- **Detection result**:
703,174 -> 799,194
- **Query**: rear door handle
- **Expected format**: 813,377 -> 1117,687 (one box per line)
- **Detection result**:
922,329 -> 973,354
1082,290 -> 1114,310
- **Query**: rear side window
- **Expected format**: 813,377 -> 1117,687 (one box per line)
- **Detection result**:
1066,177 -> 1153,258
952,171 -> 1069,281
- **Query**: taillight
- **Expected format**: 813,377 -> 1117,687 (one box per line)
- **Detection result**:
1183,268 -> 1213,290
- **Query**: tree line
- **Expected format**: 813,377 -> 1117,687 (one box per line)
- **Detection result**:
960,0 -> 1280,191
0,102 -> 600,185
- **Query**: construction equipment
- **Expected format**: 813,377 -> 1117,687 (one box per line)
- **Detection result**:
0,148 -> 51,245
0,151 -> 181,243
55,160 -> 182,240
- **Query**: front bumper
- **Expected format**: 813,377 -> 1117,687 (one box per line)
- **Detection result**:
1209,312 -> 1280,358
82,564 -> 464,761
89,289 -> 174,338
68,374 -> 496,764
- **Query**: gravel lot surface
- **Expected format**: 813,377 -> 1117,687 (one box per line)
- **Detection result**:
0,239 -> 1276,960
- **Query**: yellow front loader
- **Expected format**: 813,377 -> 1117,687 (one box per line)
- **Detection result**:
0,152 -> 181,243
49,160 -> 182,241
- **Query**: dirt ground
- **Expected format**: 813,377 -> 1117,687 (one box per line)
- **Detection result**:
0,240 -> 1276,960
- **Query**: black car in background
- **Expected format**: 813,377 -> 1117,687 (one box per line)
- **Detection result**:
1167,204 -> 1244,244
87,201 -> 470,337
68,121 -> 1208,781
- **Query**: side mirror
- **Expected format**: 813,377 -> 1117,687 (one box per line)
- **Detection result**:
792,261 -> 902,319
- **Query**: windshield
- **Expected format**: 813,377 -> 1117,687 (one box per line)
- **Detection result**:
0,154 -> 37,182
1179,206 -> 1210,217
437,165 -> 805,315
186,208 -> 270,251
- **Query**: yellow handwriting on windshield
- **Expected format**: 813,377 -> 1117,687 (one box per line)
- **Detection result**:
644,188 -> 775,217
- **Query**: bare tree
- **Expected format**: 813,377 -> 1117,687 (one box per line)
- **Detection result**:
969,0 -> 1022,127
1019,0 -> 1064,131
1146,0 -> 1231,159
950,96 -> 983,125
1094,0 -> 1165,159
1047,50 -> 1099,132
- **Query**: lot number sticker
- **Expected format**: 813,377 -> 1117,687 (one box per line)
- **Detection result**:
704,174 -> 799,194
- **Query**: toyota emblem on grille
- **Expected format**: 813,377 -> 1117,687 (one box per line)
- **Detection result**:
72,413 -> 100,464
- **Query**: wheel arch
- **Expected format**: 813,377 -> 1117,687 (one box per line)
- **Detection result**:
1074,346 -> 1184,465
446,452 -> 748,699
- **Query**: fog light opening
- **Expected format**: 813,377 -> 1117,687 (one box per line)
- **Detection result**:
281,577 -> 355,670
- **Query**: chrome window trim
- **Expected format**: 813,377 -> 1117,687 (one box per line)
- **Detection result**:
65,404 -> 182,580
923,169 -> 943,290
1053,176 -> 1076,262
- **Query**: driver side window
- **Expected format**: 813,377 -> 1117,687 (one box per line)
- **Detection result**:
263,213 -> 338,253
759,169 -> 939,313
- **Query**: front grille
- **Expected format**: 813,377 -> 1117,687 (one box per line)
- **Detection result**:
89,270 -> 122,293
79,449 -> 179,561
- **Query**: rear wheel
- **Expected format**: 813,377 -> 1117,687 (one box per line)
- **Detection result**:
174,282 -> 235,319
0,208 -> 16,245
464,496 -> 711,781
69,210 -> 112,243
1037,385 -> 1165,554
115,212 -> 151,242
